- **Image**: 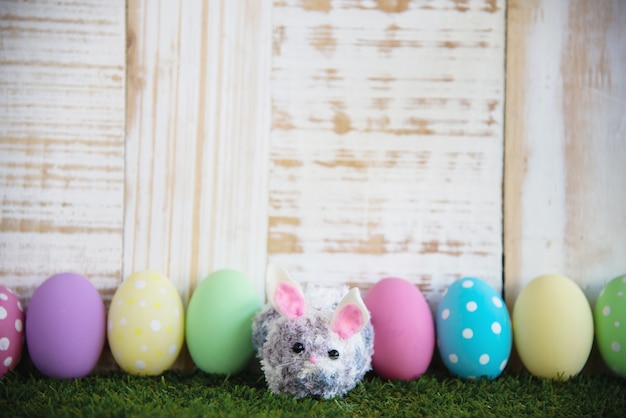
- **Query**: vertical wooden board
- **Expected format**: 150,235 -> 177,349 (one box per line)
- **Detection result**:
505,0 -> 626,306
269,0 -> 505,307
0,0 -> 126,302
125,0 -> 271,303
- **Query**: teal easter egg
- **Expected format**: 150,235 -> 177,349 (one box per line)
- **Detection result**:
595,274 -> 626,377
186,269 -> 261,374
436,277 -> 512,380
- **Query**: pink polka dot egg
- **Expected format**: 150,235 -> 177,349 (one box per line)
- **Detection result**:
436,277 -> 511,380
1,286 -> 24,378
108,270 -> 184,375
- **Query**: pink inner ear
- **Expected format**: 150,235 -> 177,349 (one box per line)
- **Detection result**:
331,304 -> 364,340
275,282 -> 305,321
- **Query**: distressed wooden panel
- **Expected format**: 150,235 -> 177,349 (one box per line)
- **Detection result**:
269,0 -> 506,307
504,0 -> 626,306
0,0 -> 125,303
125,0 -> 271,302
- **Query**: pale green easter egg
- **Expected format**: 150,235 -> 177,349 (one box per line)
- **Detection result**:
186,269 -> 261,374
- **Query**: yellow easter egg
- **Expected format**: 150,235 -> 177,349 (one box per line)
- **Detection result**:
108,270 -> 184,375
512,274 -> 593,380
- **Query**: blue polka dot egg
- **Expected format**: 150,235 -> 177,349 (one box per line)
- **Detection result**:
436,277 -> 512,379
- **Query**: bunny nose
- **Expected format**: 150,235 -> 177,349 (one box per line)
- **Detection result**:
309,356 -> 317,364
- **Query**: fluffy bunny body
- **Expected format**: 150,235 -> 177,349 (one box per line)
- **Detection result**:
252,267 -> 374,399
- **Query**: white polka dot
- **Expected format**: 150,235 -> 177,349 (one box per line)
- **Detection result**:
160,288 -> 167,295
622,276 -> 626,283
441,309 -> 450,320
442,288 -> 448,297
462,328 -> 474,339
449,354 -> 458,364
120,318 -> 127,326
611,342 -> 621,352
492,296 -> 503,308
15,319 -> 22,332
0,293 -> 7,301
173,309 -> 180,316
500,359 -> 508,371
491,322 -> 502,334
467,375 -> 476,380
150,320 -> 161,332
462,280 -> 474,288
0,307 -> 7,320
0,337 -> 9,351
169,344 -> 177,356
141,345 -> 148,352
466,301 -> 477,312
619,291 -> 624,297
115,351 -> 122,360
140,300 -> 147,308
599,288 -> 605,297
4,357 -> 13,367
135,360 -> 146,370
17,301 -> 22,312
613,366 -> 621,374
135,280 -> 147,289
117,300 -> 122,306
107,320 -> 113,331
603,306 -> 611,316
479,354 -> 490,365
152,366 -> 161,372
615,321 -> 621,328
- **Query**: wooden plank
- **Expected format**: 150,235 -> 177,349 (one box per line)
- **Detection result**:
269,0 -> 506,307
504,0 -> 626,307
125,0 -> 272,302
0,0 -> 126,303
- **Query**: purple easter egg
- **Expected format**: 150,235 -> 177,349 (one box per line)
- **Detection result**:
26,273 -> 106,378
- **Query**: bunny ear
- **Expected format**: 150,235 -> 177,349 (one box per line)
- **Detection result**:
267,263 -> 306,321
331,288 -> 370,340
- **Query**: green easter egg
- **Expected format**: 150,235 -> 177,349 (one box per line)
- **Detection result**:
595,274 -> 626,377
186,269 -> 261,374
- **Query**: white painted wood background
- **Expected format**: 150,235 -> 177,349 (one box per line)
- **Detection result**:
1,0 -> 624,318
269,0 -> 504,307
0,0 -> 126,303
504,0 -> 626,307
124,0 -> 271,305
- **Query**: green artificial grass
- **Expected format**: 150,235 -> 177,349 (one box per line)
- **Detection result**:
2,359 -> 625,417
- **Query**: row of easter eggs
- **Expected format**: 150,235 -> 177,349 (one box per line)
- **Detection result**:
367,272 -> 626,381
2,271 -> 625,381
0,269 -> 261,379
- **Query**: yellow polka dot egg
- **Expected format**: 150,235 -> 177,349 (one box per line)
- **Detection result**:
108,270 -> 184,375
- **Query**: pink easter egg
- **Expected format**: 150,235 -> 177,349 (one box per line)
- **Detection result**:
0,285 -> 25,377
364,277 -> 435,380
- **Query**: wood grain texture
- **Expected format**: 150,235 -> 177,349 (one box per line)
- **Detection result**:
0,0 -> 125,302
125,0 -> 271,302
269,0 -> 506,307
504,0 -> 626,306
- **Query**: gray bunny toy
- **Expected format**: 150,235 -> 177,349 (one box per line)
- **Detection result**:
252,264 -> 374,399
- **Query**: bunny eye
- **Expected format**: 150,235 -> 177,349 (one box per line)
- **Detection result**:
328,349 -> 340,360
292,342 -> 305,354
